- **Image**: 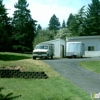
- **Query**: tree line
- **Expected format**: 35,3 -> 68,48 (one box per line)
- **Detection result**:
0,0 -> 36,52
0,0 -> 100,52
34,0 -> 100,47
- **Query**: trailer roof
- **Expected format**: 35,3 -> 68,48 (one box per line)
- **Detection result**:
67,42 -> 82,43
66,35 -> 100,41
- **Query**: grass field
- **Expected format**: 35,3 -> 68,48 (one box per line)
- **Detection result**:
79,60 -> 100,74
0,52 -> 91,100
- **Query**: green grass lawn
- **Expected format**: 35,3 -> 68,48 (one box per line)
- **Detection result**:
79,60 -> 100,74
0,52 -> 91,100
0,52 -> 32,61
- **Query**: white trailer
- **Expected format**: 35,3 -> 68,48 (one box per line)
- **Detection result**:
66,42 -> 85,58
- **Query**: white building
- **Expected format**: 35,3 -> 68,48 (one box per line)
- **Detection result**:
39,35 -> 100,57
66,35 -> 100,57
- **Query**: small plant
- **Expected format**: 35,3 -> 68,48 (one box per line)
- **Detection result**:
0,87 -> 21,100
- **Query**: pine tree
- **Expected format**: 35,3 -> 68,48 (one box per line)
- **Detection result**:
62,20 -> 66,28
36,24 -> 42,33
12,0 -> 37,52
0,0 -> 11,51
67,13 -> 77,35
75,6 -> 86,36
48,14 -> 60,32
67,6 -> 86,36
85,0 -> 100,35
67,13 -> 74,27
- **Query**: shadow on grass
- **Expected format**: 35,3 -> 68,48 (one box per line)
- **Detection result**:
0,87 -> 21,100
0,54 -> 31,61
37,57 -> 62,60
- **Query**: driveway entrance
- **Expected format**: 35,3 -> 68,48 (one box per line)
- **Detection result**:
42,58 -> 100,94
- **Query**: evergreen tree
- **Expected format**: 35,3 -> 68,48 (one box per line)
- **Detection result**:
36,24 -> 42,33
62,20 -> 66,28
75,6 -> 86,36
85,0 -> 100,35
0,0 -> 12,51
67,13 -> 75,27
67,13 -> 78,35
12,0 -> 37,52
48,14 -> 60,32
67,6 -> 86,36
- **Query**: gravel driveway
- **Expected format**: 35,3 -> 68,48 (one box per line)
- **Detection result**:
42,57 -> 100,94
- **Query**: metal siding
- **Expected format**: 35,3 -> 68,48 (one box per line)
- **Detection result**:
54,41 -> 60,57
67,38 -> 100,57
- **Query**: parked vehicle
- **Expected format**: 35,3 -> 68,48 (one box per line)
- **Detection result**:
66,42 -> 85,58
33,43 -> 54,59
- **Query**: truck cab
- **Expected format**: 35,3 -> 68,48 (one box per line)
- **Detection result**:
33,43 -> 54,59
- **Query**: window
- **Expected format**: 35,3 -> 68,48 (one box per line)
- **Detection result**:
36,45 -> 48,49
88,46 -> 94,51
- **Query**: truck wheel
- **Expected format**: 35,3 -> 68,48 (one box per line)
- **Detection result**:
46,54 -> 49,59
40,57 -> 42,59
51,55 -> 53,59
73,55 -> 76,58
81,56 -> 83,58
46,56 -> 49,59
33,57 -> 36,60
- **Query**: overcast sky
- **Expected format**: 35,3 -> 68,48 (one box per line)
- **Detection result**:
3,0 -> 92,28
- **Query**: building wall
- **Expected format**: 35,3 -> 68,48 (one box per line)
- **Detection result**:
39,36 -> 100,57
67,37 -> 100,57
52,40 -> 60,57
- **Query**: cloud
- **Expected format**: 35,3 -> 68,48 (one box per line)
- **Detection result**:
29,0 -> 77,28
3,0 -> 91,28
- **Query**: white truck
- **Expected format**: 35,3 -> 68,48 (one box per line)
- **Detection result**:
66,42 -> 85,58
33,43 -> 54,59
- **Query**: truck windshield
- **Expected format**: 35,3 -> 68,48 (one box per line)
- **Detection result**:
36,45 -> 48,49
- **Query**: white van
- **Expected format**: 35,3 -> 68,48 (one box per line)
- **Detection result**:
33,43 -> 54,59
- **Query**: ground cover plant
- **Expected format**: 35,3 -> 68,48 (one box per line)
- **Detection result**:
0,52 -> 91,100
0,87 -> 21,100
79,60 -> 100,74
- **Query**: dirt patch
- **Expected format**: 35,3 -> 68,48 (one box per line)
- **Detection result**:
0,66 -> 26,72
